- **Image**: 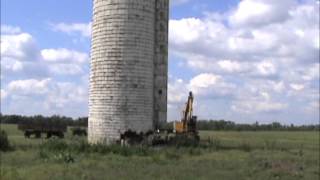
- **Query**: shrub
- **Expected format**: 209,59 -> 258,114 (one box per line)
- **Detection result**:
0,130 -> 10,151
39,138 -> 68,152
39,138 -> 153,158
52,152 -> 75,163
39,138 -> 75,163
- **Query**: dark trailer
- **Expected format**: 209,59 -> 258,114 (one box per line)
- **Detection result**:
18,120 -> 67,138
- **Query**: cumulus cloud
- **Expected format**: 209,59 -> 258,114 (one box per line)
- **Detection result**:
168,0 -> 319,122
170,0 -> 319,65
41,48 -> 89,76
231,99 -> 288,114
1,25 -> 21,34
41,48 -> 89,63
51,22 -> 92,37
3,78 -> 88,117
1,26 -> 89,78
1,58 -> 24,72
290,83 -> 305,91
49,64 -> 84,75
229,0 -> 295,27
1,33 -> 39,60
0,30 -> 46,79
168,73 -> 236,104
8,78 -> 52,95
168,78 -> 188,104
217,60 -> 248,73
188,73 -> 236,98
1,26 -> 89,117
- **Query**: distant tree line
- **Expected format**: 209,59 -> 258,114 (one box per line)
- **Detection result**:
165,120 -> 319,131
0,114 -> 87,127
0,114 -> 319,131
195,120 -> 319,131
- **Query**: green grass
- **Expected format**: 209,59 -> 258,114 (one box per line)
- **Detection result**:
1,124 -> 319,180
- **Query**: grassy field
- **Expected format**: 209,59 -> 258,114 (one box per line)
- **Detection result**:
0,124 -> 319,180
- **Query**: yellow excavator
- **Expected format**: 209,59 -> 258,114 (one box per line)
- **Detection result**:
173,91 -> 199,143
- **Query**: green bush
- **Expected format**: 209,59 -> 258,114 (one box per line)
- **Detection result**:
39,138 -> 68,152
0,130 -> 10,151
39,138 -> 75,163
39,138 -> 153,158
52,152 -> 75,163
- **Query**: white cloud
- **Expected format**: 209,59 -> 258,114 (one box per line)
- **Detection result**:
3,78 -> 88,117
40,48 -> 88,76
49,64 -> 84,75
189,73 -> 220,88
272,81 -> 286,93
168,73 -> 236,104
231,100 -> 288,113
290,83 -> 305,91
41,48 -> 89,63
8,78 -> 51,95
1,58 -> 24,72
188,73 -> 236,98
45,82 -> 87,110
255,61 -> 277,76
168,78 -> 188,103
1,25 -> 21,34
170,1 -> 319,68
1,28 -> 88,78
0,24 -> 88,117
1,33 -> 39,60
229,0 -> 295,27
170,18 -> 206,44
217,60 -> 247,73
302,63 -> 320,81
168,0 -> 319,123
51,22 -> 91,37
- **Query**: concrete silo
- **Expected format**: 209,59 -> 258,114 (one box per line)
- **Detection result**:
89,0 -> 169,144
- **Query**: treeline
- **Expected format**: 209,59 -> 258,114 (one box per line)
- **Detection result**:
0,114 -> 319,131
0,114 -> 87,127
195,120 -> 319,131
165,120 -> 319,131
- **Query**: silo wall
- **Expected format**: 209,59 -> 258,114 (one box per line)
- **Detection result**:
153,0 -> 169,129
89,0 -> 168,144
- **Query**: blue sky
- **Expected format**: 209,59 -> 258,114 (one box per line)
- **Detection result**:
1,0 -> 319,125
